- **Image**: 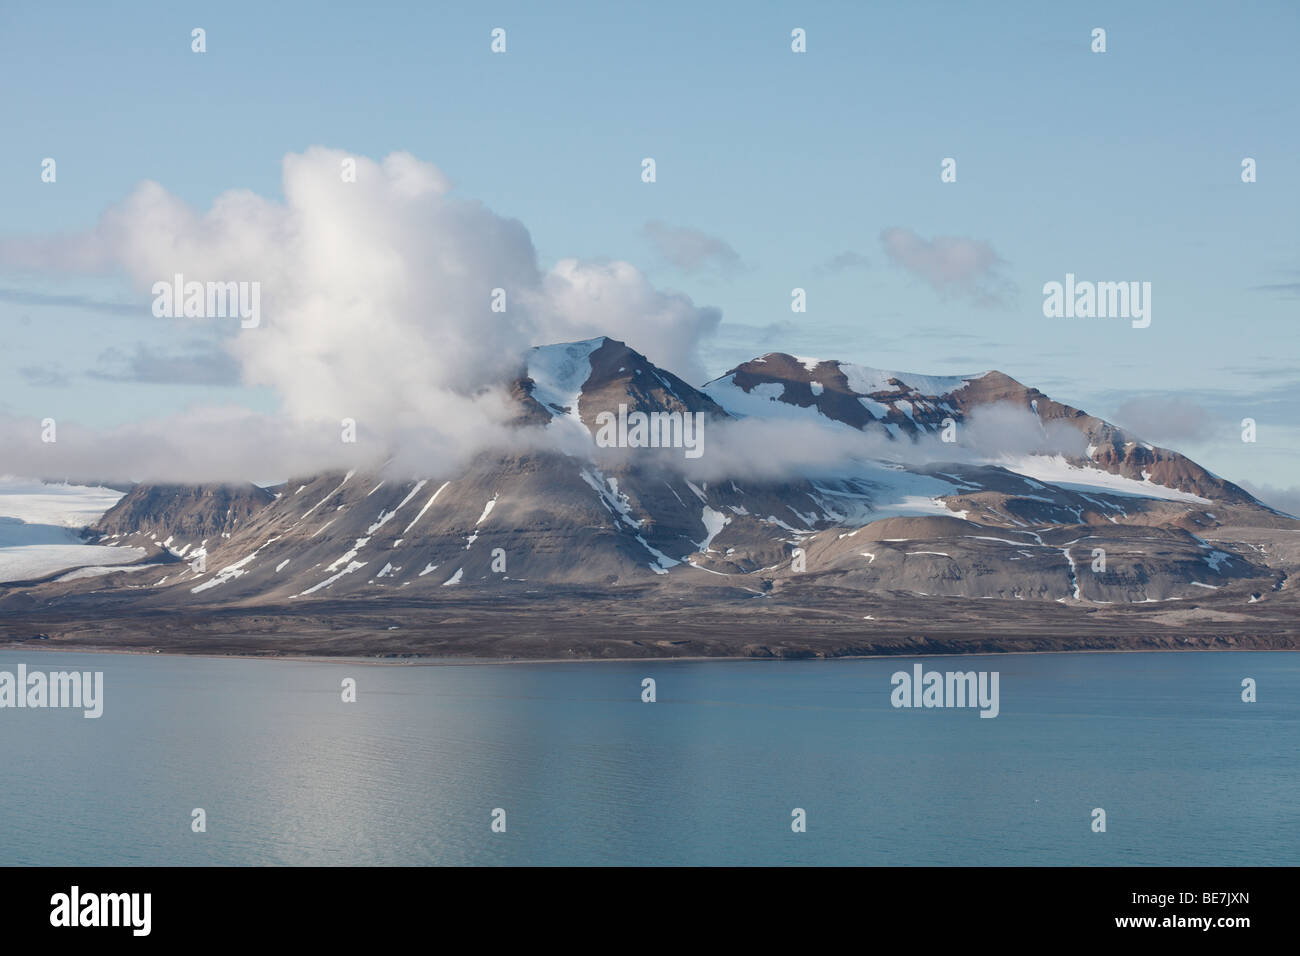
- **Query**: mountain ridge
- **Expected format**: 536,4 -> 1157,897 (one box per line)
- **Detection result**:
1,338 -> 1293,619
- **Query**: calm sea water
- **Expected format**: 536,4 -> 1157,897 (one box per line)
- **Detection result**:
0,649 -> 1295,866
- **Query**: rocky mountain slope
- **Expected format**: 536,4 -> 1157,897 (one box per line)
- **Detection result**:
2,337 -> 1294,614
92,483 -> 274,546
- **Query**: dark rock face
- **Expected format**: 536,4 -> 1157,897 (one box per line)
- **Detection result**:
91,483 -> 275,545
578,337 -> 728,423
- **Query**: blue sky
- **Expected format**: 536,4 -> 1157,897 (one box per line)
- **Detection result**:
0,1 -> 1296,494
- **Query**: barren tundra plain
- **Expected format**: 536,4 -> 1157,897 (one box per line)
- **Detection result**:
3,573 -> 1298,661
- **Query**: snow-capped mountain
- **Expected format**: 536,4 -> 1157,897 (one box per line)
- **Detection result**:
703,352 -> 1257,506
0,337 -> 1293,611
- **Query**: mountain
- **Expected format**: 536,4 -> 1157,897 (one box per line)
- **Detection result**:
1,337 -> 1296,649
91,482 -> 275,551
703,353 -> 1257,505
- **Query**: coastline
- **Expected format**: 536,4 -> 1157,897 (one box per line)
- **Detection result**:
3,641 -> 1295,667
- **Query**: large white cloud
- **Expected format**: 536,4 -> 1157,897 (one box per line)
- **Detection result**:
0,148 -> 721,479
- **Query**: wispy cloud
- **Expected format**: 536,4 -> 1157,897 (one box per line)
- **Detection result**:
19,364 -> 71,388
879,227 -> 1012,307
1096,380 -> 1300,422
1250,268 -> 1300,298
0,287 -> 141,316
815,250 -> 870,276
1111,396 -> 1213,443
1237,481 -> 1300,517
88,344 -> 243,386
1251,282 -> 1300,297
643,220 -> 742,276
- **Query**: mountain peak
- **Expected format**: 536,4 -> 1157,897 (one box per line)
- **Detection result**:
703,352 -> 991,437
519,337 -> 722,431
730,352 -> 994,394
528,335 -> 625,355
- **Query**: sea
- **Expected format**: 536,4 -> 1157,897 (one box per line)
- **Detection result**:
0,649 -> 1294,866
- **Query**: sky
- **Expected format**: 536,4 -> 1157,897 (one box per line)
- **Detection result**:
0,1 -> 1296,498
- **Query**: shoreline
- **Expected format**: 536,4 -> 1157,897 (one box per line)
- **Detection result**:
2,642 -> 1295,667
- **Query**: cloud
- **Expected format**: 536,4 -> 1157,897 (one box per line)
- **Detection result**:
19,365 -> 71,388
713,319 -> 800,344
0,288 -> 141,316
815,250 -> 870,276
1220,365 -> 1300,380
0,148 -> 722,477
1250,269 -> 1300,298
87,344 -> 243,386
910,323 -> 982,341
0,407 -> 371,485
1092,380 -> 1300,429
1237,481 -> 1300,518
623,401 -> 1087,483
1111,396 -> 1213,444
537,258 -> 720,383
1251,283 -> 1300,297
643,220 -> 742,276
879,227 -> 1011,306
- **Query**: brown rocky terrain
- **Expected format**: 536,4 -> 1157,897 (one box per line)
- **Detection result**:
1,337 -> 1295,659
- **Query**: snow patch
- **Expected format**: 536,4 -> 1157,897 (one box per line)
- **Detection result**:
404,481 -> 451,534
299,560 -> 367,595
56,563 -> 161,582
696,507 -> 729,552
527,339 -> 601,438
998,455 -> 1213,505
